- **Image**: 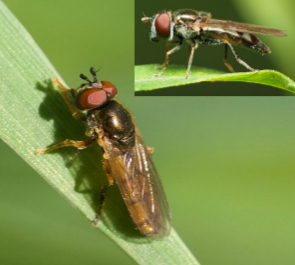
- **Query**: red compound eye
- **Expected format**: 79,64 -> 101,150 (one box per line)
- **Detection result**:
155,12 -> 171,38
76,88 -> 107,110
101,81 -> 117,98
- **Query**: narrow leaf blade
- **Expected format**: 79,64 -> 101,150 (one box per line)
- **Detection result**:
135,64 -> 295,93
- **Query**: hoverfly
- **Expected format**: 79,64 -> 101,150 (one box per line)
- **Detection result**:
35,67 -> 171,239
142,9 -> 286,79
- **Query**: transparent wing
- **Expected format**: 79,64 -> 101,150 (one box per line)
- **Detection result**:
103,127 -> 171,239
202,19 -> 286,36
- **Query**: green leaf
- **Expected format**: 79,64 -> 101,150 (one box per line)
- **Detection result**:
135,64 -> 295,93
0,2 -> 199,265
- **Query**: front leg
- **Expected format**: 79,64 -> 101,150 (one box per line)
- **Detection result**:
155,41 -> 179,70
52,77 -> 86,120
154,40 -> 183,78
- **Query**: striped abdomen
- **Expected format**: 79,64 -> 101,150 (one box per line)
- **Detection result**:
210,31 -> 271,53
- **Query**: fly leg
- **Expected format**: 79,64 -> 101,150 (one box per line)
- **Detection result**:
146,146 -> 154,155
35,138 -> 96,154
154,40 -> 183,77
186,41 -> 198,79
223,40 -> 258,72
52,77 -> 86,120
92,158 -> 114,226
223,44 -> 235,72
155,41 -> 179,69
186,43 -> 192,65
35,78 -> 92,153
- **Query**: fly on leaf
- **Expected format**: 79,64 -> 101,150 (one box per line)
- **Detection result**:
142,9 -> 286,79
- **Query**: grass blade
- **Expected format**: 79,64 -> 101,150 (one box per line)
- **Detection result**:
0,2 -> 199,264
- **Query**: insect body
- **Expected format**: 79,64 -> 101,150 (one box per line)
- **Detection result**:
36,67 -> 171,239
142,9 -> 286,79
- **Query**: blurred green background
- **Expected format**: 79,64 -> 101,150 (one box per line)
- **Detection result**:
135,0 -> 294,95
1,1 -> 295,265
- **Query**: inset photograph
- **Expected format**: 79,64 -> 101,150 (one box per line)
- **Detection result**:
135,0 -> 294,95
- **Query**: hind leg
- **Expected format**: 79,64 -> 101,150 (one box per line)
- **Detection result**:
223,40 -> 258,72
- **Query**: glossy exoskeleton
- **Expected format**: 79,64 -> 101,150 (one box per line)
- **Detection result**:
36,67 -> 171,239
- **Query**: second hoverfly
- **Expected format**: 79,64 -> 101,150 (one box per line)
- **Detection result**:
36,67 -> 171,239
142,9 -> 286,79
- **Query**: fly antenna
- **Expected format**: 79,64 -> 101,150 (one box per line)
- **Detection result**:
79,73 -> 92,83
89,67 -> 97,83
141,12 -> 153,23
90,66 -> 102,83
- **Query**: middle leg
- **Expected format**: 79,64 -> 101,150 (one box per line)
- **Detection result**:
186,42 -> 199,79
92,157 -> 115,226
